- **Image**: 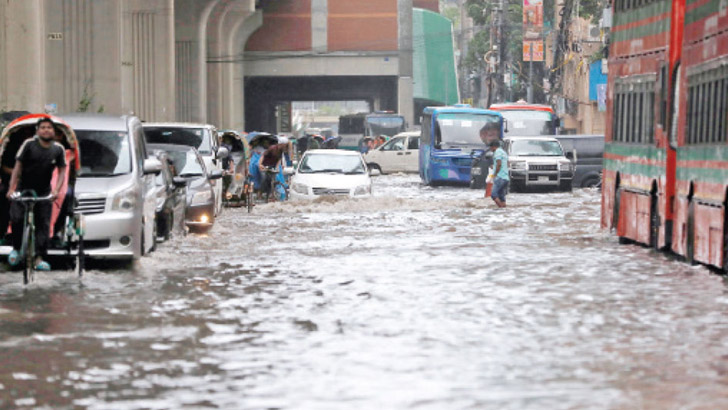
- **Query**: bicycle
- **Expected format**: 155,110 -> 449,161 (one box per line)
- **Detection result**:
10,190 -> 53,285
243,175 -> 255,213
262,167 -> 288,203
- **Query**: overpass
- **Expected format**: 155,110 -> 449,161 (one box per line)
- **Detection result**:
0,0 -> 444,131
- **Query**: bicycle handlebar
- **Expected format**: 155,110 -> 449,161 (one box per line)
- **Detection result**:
10,192 -> 54,202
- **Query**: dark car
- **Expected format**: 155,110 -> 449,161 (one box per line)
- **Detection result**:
148,144 -> 223,233
150,150 -> 187,240
469,150 -> 492,189
554,135 -> 604,188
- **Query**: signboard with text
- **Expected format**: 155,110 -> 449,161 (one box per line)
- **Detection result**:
523,41 -> 544,62
523,0 -> 543,62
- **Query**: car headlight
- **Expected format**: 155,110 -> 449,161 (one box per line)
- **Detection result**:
191,191 -> 212,206
559,162 -> 571,171
510,161 -> 527,170
292,182 -> 309,194
111,185 -> 136,212
354,185 -> 371,196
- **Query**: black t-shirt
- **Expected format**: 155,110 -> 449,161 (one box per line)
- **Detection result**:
16,137 -> 66,196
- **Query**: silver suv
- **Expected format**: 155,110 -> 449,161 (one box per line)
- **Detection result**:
64,114 -> 162,261
504,136 -> 574,192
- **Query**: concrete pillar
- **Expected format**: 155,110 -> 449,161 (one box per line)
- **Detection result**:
0,1 -> 6,112
1,0 -> 46,112
44,0 -> 122,115
230,10 -> 263,131
398,0 -> 414,128
118,0 -> 176,121
175,0 -> 219,123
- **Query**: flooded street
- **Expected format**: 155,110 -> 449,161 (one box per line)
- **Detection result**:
2,175 -> 728,409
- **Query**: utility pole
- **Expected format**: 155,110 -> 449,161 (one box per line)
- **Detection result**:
527,44 -> 534,102
496,0 -> 506,103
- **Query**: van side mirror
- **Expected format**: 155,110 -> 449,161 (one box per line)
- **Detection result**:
172,176 -> 188,188
143,158 -> 163,175
216,146 -> 230,160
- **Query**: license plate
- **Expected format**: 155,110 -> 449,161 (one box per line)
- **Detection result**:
472,167 -> 481,175
538,176 -> 549,182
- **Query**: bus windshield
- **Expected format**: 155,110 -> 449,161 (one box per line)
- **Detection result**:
436,113 -> 501,147
500,110 -> 555,136
366,116 -> 405,137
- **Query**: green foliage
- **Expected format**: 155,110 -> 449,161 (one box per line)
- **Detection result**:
77,85 -> 95,113
441,5 -> 461,26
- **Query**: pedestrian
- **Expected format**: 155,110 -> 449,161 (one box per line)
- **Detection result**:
487,139 -> 508,208
6,117 -> 67,270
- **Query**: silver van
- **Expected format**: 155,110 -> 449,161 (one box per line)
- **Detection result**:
64,114 -> 162,261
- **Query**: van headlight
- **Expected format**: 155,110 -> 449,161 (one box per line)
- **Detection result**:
292,183 -> 309,194
354,185 -> 371,196
191,191 -> 212,206
510,161 -> 527,170
111,186 -> 136,212
559,162 -> 571,171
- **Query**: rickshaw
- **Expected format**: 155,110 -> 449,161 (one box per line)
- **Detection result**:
220,131 -> 254,211
0,114 -> 86,283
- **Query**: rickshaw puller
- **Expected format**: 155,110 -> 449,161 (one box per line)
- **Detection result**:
6,118 -> 67,270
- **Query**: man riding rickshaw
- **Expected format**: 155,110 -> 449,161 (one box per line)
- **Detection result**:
0,114 -> 86,283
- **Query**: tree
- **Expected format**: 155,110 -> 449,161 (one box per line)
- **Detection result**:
462,0 -> 606,104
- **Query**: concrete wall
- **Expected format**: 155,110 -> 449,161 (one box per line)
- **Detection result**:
0,0 -> 414,131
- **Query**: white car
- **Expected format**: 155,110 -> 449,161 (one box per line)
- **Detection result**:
143,123 -> 228,216
289,150 -> 372,200
364,131 -> 420,174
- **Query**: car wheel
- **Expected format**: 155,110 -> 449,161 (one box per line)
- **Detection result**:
369,163 -> 383,175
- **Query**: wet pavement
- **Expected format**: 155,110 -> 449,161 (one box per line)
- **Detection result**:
1,174 -> 728,409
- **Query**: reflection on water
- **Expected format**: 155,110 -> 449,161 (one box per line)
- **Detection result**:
1,175 -> 728,409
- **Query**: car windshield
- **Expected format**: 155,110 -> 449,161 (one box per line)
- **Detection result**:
298,154 -> 366,174
510,139 -> 564,156
436,113 -> 501,146
144,127 -> 212,155
77,130 -> 132,177
500,110 -> 555,136
366,116 -> 405,137
167,150 -> 206,177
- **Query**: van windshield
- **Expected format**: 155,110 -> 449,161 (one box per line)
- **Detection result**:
167,150 -> 206,178
500,110 -> 555,136
77,130 -> 132,177
510,139 -> 564,156
144,127 -> 212,155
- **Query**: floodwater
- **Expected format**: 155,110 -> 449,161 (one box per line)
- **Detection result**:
1,174 -> 728,409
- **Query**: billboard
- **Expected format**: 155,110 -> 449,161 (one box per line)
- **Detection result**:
523,0 -> 543,62
523,41 -> 544,61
